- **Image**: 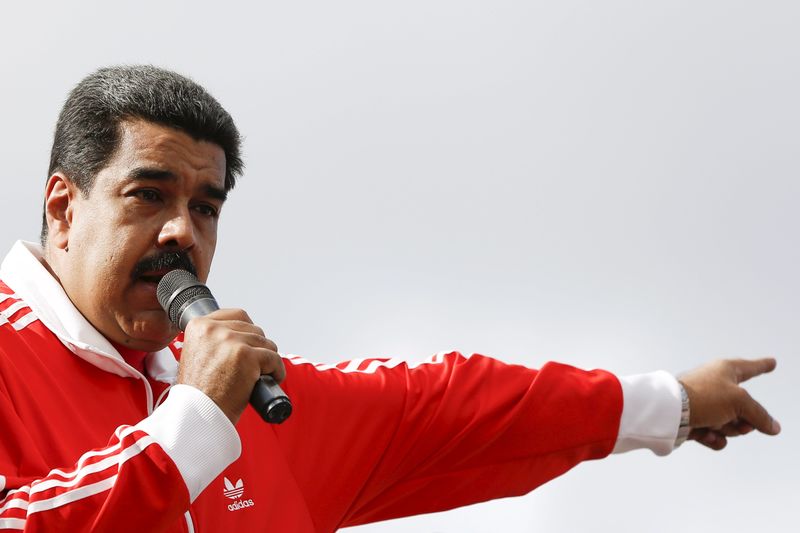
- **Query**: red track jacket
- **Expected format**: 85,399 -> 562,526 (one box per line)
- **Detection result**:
0,241 -> 679,532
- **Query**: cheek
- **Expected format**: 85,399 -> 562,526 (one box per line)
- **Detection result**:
78,254 -> 120,300
71,224 -> 137,288
195,226 -> 218,275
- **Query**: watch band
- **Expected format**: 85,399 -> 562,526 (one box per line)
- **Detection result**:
675,381 -> 691,447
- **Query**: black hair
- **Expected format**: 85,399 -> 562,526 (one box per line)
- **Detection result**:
42,65 -> 243,242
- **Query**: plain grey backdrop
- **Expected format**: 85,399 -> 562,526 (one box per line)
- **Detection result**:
1,1 -> 797,531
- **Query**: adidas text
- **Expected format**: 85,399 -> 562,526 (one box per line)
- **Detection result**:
228,499 -> 256,512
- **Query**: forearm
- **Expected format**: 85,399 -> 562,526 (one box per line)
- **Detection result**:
0,385 -> 239,532
612,371 -> 683,456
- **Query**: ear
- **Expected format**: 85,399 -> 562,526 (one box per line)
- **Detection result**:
44,173 -> 78,251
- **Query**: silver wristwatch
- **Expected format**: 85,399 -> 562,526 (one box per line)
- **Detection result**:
675,381 -> 691,447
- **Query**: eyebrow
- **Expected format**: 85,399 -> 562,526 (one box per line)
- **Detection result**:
128,166 -> 228,202
129,167 -> 176,181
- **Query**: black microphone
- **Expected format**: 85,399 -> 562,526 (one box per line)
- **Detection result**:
156,269 -> 292,424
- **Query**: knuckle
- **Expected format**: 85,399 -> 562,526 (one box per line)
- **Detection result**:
232,341 -> 251,358
266,351 -> 285,372
707,359 -> 728,375
218,328 -> 238,343
735,387 -> 752,403
731,389 -> 749,413
234,309 -> 252,323
264,350 -> 279,367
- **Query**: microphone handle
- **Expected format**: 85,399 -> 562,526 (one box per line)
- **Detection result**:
180,298 -> 292,424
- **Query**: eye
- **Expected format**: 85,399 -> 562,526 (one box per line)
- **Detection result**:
193,204 -> 219,218
132,189 -> 161,202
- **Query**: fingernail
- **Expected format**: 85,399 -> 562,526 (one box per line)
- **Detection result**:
772,419 -> 781,434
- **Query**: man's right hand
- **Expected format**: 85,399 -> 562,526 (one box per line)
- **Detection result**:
678,358 -> 780,450
176,308 -> 285,425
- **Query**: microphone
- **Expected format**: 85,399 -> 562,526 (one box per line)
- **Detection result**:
156,270 -> 292,424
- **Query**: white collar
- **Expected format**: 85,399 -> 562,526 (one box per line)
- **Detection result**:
0,240 -> 178,383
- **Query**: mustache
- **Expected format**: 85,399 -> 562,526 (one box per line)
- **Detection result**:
131,251 -> 198,280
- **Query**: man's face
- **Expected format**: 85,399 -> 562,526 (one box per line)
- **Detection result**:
51,119 -> 228,351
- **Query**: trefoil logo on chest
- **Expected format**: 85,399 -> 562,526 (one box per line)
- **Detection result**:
223,477 -> 244,499
224,477 -> 255,512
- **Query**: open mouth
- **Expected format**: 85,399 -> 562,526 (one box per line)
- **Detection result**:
132,251 -> 198,286
137,270 -> 172,284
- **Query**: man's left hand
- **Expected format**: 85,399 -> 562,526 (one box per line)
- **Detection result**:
678,358 -> 780,450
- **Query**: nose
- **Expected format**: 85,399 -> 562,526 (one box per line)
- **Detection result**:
158,208 -> 196,250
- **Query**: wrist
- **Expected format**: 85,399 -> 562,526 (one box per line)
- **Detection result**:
675,380 -> 691,447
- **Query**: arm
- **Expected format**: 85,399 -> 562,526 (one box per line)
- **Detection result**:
0,383 -> 239,532
278,353 -> 781,529
0,303 -> 276,532
275,352 -> 624,529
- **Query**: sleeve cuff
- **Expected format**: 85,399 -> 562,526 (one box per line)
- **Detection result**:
136,384 -> 242,501
612,371 -> 682,456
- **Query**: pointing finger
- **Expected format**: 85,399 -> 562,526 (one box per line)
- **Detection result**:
732,358 -> 777,384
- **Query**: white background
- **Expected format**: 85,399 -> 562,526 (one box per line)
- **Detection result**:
1,2 -> 797,531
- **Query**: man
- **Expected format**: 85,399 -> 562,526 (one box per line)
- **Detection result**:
0,66 -> 779,532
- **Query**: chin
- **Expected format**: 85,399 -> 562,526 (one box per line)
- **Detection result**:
126,336 -> 175,353
121,314 -> 178,351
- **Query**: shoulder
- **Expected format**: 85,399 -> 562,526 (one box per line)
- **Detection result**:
0,279 -> 41,336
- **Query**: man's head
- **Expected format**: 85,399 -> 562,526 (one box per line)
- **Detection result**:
43,65 -> 242,243
42,66 -> 243,351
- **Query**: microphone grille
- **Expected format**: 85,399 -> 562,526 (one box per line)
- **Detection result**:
156,270 -> 213,326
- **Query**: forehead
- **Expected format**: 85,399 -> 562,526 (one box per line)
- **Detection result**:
103,119 -> 227,188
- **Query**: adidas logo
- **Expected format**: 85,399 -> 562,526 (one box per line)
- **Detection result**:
224,477 -> 255,512
223,477 -> 244,500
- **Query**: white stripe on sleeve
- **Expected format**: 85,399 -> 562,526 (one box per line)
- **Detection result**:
28,475 -> 118,514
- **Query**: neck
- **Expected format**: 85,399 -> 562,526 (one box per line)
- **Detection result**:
41,244 -> 65,286
111,340 -> 149,374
